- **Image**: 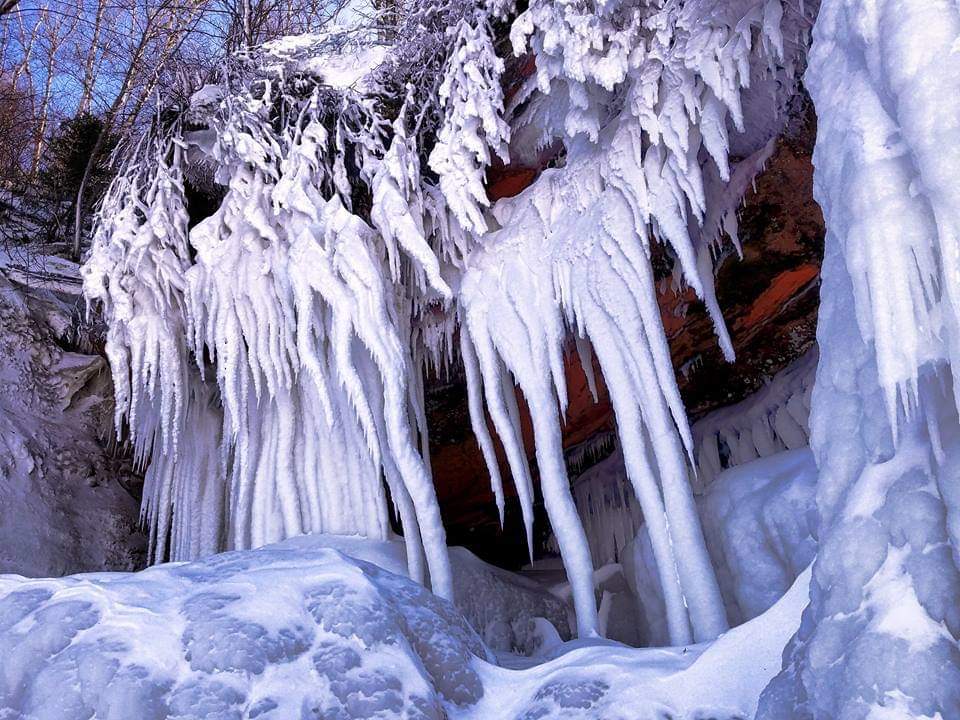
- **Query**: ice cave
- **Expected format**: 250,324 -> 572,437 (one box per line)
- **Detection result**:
1,0 -> 959,717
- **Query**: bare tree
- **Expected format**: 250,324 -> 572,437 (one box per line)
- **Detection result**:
75,0 -> 107,114
72,0 -> 210,258
0,0 -> 20,18
0,76 -> 32,186
0,0 -> 360,256
30,2 -> 80,176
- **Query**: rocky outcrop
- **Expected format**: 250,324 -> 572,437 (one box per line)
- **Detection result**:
0,266 -> 145,577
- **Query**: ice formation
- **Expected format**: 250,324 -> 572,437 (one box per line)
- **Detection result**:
83,0 -> 814,645
557,440 -> 817,647
692,349 -> 815,488
556,350 -> 816,574
625,447 -> 817,646
756,0 -> 960,716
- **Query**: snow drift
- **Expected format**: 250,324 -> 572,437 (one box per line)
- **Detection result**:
0,533 -> 809,720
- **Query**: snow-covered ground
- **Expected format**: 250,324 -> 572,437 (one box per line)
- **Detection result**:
0,532 -> 809,720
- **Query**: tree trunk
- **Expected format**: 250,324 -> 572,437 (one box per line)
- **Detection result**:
71,128 -> 108,260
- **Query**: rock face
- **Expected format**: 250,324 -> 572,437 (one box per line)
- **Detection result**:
0,268 -> 145,577
430,103 -> 824,566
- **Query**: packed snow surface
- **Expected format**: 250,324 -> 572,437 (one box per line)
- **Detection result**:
0,533 -> 810,720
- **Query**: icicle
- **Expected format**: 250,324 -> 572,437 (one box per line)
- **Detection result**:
84,0 -> 810,643
460,331 -> 507,525
575,334 -> 600,403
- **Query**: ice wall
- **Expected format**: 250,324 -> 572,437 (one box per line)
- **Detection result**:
84,0 -> 814,642
758,1 -> 960,716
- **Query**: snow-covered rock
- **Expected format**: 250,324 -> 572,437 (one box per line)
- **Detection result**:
271,533 -> 571,654
0,533 -> 810,720
0,268 -> 144,577
0,541 -> 491,720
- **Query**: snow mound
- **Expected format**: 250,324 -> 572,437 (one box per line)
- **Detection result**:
0,535 -> 810,720
272,534 -> 571,653
0,542 -> 492,720
467,567 -> 811,720
700,448 -> 818,625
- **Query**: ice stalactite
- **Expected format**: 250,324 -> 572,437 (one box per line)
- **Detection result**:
85,0 -> 810,639
692,348 -> 815,489
457,0 -> 811,641
758,1 -> 960,716
85,63 -> 455,597
558,347 -> 816,575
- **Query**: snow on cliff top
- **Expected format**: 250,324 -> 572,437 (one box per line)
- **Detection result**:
259,31 -> 389,90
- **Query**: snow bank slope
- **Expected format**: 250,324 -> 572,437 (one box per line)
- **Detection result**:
469,567 -> 809,720
0,535 -> 809,720
275,533 -> 572,651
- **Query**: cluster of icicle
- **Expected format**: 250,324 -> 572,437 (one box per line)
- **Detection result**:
552,347 -> 814,570
692,348 -> 816,488
84,0 -> 809,642
806,0 -> 960,433
569,445 -> 646,570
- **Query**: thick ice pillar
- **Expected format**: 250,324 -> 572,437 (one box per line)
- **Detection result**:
759,1 -> 960,715
758,235 -> 960,719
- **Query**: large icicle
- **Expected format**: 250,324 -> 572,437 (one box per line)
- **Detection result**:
85,41 -> 458,599
452,0 -> 809,641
